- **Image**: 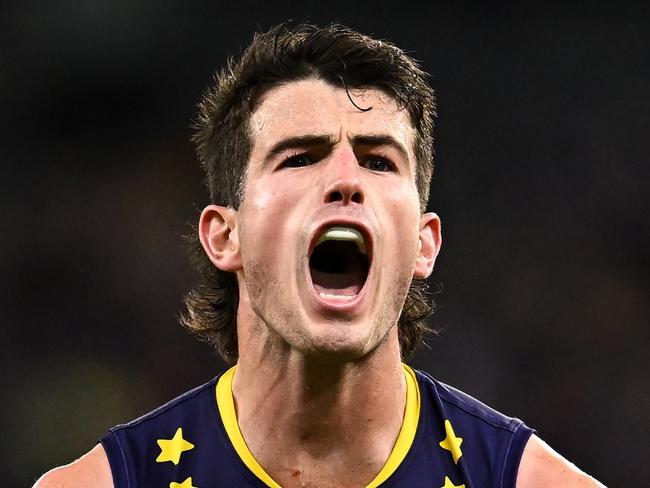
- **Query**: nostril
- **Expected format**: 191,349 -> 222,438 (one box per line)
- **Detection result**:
324,186 -> 364,205
328,191 -> 344,202
325,190 -> 363,204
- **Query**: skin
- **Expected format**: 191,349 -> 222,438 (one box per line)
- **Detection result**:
34,79 -> 603,488
200,80 -> 441,487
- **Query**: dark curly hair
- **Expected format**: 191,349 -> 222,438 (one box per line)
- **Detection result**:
181,22 -> 438,364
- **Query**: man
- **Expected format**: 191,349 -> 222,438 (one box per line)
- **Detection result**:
35,23 -> 604,488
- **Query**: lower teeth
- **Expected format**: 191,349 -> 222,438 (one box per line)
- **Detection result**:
319,292 -> 355,300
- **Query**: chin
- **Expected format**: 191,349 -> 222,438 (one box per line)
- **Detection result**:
297,319 -> 394,362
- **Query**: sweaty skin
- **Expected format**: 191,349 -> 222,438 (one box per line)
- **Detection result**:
202,79 -> 441,486
34,79 -> 604,488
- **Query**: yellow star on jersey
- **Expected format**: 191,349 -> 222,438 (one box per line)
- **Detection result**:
170,477 -> 198,488
439,419 -> 463,464
441,476 -> 465,488
156,427 -> 195,465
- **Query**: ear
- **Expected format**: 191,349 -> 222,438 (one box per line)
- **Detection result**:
198,205 -> 242,272
413,212 -> 442,279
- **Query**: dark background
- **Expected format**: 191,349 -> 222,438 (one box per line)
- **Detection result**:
3,2 -> 648,486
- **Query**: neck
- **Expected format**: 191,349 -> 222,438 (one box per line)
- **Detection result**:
232,324 -> 406,488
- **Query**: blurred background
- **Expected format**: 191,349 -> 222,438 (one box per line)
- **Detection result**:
2,2 -> 648,486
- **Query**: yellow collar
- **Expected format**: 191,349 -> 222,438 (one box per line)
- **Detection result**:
215,363 -> 421,488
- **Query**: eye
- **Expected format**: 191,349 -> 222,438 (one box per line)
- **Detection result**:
363,158 -> 394,172
282,154 -> 314,168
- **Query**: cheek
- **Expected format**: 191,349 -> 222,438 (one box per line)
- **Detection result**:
239,181 -> 304,264
246,183 -> 284,212
246,175 -> 304,212
384,183 -> 421,240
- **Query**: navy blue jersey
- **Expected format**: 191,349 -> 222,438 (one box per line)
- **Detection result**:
101,365 -> 534,488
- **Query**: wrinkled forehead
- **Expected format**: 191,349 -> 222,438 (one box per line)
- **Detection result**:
248,79 -> 417,162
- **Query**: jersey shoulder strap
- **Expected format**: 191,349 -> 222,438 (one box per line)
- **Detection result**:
405,369 -> 534,488
101,374 -> 255,488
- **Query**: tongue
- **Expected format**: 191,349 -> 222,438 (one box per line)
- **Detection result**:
309,240 -> 368,298
311,255 -> 365,297
310,268 -> 363,297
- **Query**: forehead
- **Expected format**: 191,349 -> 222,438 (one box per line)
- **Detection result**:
249,78 -> 415,159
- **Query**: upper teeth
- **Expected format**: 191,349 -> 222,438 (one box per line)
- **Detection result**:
316,227 -> 367,255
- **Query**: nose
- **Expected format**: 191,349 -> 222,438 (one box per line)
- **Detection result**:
322,147 -> 364,205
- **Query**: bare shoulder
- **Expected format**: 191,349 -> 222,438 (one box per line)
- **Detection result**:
516,434 -> 606,487
33,444 -> 114,488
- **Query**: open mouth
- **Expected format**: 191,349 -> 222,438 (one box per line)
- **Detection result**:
309,226 -> 370,301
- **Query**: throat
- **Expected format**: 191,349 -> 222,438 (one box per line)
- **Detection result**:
232,361 -> 408,488
309,240 -> 369,297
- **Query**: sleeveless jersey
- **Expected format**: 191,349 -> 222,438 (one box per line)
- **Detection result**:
101,365 -> 534,488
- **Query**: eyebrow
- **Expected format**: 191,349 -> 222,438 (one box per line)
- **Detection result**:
265,133 -> 410,164
266,134 -> 336,161
350,134 -> 409,162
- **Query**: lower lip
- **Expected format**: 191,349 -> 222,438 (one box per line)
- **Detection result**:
306,272 -> 369,313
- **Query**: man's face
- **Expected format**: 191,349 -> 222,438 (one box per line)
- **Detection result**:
234,78 -> 437,360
